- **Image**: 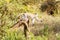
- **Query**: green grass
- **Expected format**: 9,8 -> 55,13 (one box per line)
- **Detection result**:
2,29 -> 48,40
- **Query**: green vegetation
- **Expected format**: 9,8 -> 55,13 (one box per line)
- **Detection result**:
0,0 -> 60,40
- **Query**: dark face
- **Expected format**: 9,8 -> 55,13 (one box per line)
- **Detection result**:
47,10 -> 54,15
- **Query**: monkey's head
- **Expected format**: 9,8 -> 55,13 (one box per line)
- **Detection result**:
40,3 -> 48,12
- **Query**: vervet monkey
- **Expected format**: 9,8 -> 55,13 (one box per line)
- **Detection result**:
40,0 -> 60,15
